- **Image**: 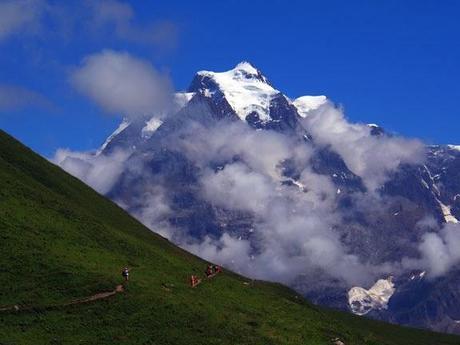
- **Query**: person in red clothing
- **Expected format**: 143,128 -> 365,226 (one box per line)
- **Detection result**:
205,265 -> 214,278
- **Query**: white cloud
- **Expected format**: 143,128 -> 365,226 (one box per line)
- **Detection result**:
403,222 -> 460,278
129,185 -> 176,240
302,102 -> 425,190
53,148 -> 130,194
201,163 -> 273,214
174,120 -> 311,179
70,50 -> 173,118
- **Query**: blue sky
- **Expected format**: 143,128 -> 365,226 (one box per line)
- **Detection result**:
0,0 -> 459,156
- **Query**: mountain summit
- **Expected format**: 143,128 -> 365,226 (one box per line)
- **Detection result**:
187,62 -> 326,126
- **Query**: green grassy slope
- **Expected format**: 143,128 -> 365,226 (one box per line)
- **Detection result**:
0,129 -> 458,345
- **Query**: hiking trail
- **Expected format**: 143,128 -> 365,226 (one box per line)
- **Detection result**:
0,284 -> 124,312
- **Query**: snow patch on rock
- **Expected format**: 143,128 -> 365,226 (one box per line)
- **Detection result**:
410,271 -> 426,280
447,145 -> 460,152
438,200 -> 459,224
348,277 -> 395,316
142,117 -> 163,139
98,119 -> 130,154
293,95 -> 327,117
174,92 -> 195,109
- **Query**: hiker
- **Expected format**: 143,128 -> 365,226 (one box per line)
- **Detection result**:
214,265 -> 222,274
190,275 -> 201,288
205,265 -> 214,278
122,267 -> 130,282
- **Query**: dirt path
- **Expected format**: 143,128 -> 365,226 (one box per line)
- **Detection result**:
66,284 -> 124,305
0,284 -> 125,312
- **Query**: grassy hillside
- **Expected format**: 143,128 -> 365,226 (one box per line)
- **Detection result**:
0,129 -> 458,345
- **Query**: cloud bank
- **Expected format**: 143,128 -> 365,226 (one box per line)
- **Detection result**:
128,118 -> 392,286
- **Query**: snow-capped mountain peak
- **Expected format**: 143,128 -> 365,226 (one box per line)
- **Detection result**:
192,62 -> 279,122
232,61 -> 261,76
197,61 -> 269,83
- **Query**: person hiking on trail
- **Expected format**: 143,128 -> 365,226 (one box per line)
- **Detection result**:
190,275 -> 201,288
122,267 -> 130,282
205,265 -> 214,277
214,265 -> 222,274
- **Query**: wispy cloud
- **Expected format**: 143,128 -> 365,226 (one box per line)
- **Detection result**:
0,84 -> 54,112
0,0 -> 46,42
0,0 -> 178,49
87,0 -> 178,49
